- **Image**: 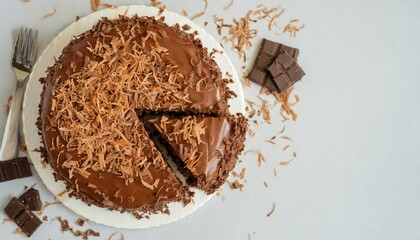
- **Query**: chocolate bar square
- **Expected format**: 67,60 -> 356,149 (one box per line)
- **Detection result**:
248,39 -> 300,92
0,157 -> 32,183
267,51 -> 305,91
4,197 -> 26,220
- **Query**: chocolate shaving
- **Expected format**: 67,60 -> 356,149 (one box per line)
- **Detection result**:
229,180 -> 244,191
281,136 -> 292,141
3,95 -> 12,115
224,0 -> 234,9
257,151 -> 265,167
2,217 -> 12,224
266,203 -> 276,217
43,7 -> 57,18
283,19 -> 305,37
108,232 -> 125,240
202,0 -> 208,10
19,143 -> 28,153
101,3 -> 116,9
280,152 -> 296,166
14,228 -> 25,235
150,0 -> 161,7
90,0 -> 100,11
191,11 -> 205,21
37,202 -> 61,216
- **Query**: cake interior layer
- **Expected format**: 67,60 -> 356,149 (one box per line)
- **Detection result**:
139,111 -> 214,188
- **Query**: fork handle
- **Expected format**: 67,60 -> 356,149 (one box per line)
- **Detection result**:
0,77 -> 27,160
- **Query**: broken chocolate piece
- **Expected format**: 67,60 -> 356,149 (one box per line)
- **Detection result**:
4,197 -> 26,220
0,157 -> 32,183
4,197 -> 42,237
267,51 -> 305,92
248,38 -> 300,92
17,209 -> 42,237
18,188 -> 42,211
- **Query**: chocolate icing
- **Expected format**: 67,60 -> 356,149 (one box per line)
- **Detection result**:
38,15 -> 246,217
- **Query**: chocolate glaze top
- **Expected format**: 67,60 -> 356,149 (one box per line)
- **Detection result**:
38,16 -> 239,213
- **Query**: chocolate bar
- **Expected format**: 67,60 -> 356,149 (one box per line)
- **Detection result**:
248,38 -> 300,92
267,51 -> 305,92
4,197 -> 42,237
19,188 -> 42,211
0,157 -> 32,183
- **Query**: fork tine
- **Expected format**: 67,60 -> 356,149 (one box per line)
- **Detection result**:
12,29 -> 22,63
12,27 -> 38,72
24,29 -> 32,66
29,30 -> 38,66
13,28 -> 24,64
23,29 -> 31,66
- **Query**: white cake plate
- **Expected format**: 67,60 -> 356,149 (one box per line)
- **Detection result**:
22,5 -> 244,229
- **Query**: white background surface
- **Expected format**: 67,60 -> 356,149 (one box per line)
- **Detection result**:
0,0 -> 419,239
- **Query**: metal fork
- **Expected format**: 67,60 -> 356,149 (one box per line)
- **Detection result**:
0,28 -> 38,160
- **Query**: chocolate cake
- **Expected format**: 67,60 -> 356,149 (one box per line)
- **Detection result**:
38,15 -> 247,217
150,115 -> 247,194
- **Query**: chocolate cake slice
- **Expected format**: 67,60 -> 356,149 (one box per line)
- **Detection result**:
150,114 -> 247,194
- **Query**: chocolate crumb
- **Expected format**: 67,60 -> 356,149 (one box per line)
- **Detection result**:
76,218 -> 85,226
42,216 -> 48,221
182,25 -> 191,31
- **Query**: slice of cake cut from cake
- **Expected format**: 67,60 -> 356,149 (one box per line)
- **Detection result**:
150,114 -> 248,194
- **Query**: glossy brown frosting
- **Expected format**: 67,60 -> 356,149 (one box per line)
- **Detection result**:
151,115 -> 248,194
38,16 -> 234,216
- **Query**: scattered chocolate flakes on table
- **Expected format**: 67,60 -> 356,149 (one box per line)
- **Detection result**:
56,216 -> 100,239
